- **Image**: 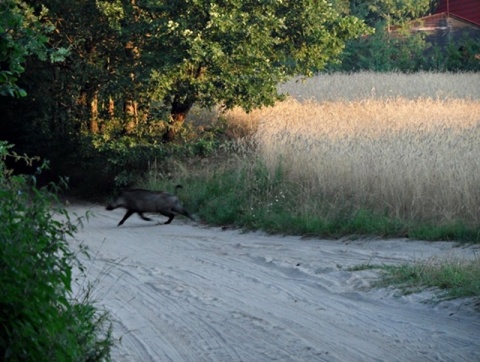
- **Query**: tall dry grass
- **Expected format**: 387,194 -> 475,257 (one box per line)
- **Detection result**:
279,71 -> 480,101
218,72 -> 480,225
252,98 -> 480,224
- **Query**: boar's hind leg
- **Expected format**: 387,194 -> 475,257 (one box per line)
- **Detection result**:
160,212 -> 175,224
173,206 -> 195,222
138,212 -> 152,222
182,210 -> 195,221
117,210 -> 134,226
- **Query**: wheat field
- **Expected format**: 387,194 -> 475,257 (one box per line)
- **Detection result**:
219,72 -> 480,225
279,71 -> 480,101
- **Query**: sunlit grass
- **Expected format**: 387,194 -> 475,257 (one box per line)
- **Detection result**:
279,71 -> 480,101
248,97 -> 480,226
177,72 -> 480,239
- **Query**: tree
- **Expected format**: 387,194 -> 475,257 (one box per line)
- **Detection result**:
329,0 -> 435,72
0,0 -> 67,97
347,0 -> 433,28
19,0 -> 369,142
114,0 -> 370,141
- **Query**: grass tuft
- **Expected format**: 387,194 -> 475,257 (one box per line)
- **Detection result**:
377,257 -> 480,300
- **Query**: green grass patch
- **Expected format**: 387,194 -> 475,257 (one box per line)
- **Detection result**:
408,223 -> 480,242
143,156 -> 480,242
350,258 -> 480,299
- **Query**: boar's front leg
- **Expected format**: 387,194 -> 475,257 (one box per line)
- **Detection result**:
117,210 -> 134,226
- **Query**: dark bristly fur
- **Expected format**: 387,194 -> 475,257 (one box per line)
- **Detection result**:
106,185 -> 195,226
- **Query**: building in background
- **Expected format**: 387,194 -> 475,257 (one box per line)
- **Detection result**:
410,0 -> 480,48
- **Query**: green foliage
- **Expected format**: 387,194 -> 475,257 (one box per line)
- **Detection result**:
3,0 -> 478,195
331,1 -> 480,73
87,135 -> 169,188
335,26 -> 480,73
437,36 -> 480,72
143,0 -> 370,111
337,24 -> 430,72
4,0 -> 370,143
348,256 -> 480,300
354,0 -> 432,27
0,0 -> 67,97
1,0 -> 371,182
64,126 -> 229,194
0,142 -> 112,361
376,258 -> 480,300
408,222 -> 480,242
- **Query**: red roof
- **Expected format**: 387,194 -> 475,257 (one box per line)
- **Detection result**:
407,12 -> 480,49
435,0 -> 480,26
411,12 -> 478,30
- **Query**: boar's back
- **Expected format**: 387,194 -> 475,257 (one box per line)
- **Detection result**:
117,189 -> 176,212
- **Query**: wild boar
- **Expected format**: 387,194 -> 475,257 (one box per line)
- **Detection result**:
106,185 -> 195,226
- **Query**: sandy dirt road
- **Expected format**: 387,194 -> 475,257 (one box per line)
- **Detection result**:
68,204 -> 480,362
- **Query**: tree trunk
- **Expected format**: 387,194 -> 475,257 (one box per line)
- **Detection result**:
162,95 -> 194,142
77,85 -> 100,133
90,89 -> 99,133
108,96 -> 115,120
123,97 -> 138,132
163,112 -> 187,143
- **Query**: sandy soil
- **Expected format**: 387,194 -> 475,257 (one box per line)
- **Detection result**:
68,204 -> 480,362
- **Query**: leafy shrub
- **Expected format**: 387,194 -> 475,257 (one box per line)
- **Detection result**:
88,135 -> 169,188
331,24 -> 430,72
439,37 -> 480,72
0,142 -> 112,361
69,123 -> 230,195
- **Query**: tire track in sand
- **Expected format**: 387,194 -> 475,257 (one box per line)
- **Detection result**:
69,204 -> 480,362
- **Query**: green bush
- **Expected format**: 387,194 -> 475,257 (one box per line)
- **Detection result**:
0,142 -> 112,361
330,23 -> 480,73
72,128 -> 228,194
331,24 -> 430,72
